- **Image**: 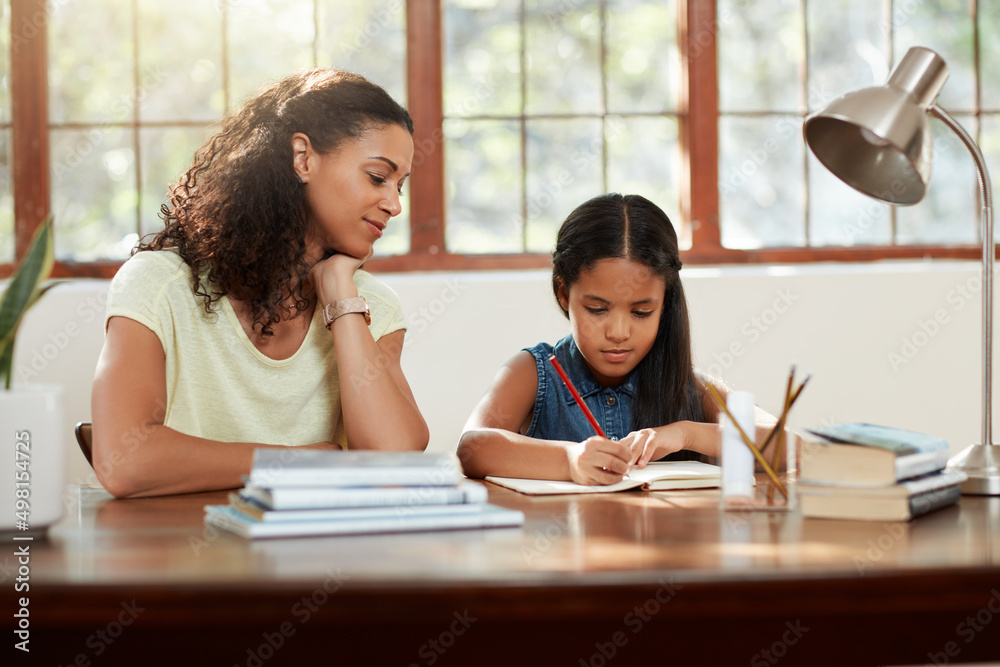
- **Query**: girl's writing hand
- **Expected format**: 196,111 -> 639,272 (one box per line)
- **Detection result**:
566,436 -> 632,485
624,424 -> 688,468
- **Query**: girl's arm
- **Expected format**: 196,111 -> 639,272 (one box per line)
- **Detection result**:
312,254 -> 429,453
457,351 -> 632,485
92,317 -> 341,499
627,371 -> 779,467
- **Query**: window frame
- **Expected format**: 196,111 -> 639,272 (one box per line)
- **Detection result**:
3,0 -> 989,280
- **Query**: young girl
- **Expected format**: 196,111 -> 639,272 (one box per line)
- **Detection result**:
91,69 -> 429,498
458,193 -> 775,485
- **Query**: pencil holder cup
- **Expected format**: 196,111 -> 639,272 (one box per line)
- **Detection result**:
720,423 -> 798,513
720,391 -> 755,506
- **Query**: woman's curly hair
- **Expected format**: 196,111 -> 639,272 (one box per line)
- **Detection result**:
138,69 -> 413,335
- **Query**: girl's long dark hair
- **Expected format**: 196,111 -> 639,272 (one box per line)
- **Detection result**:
552,193 -> 704,430
138,69 -> 413,335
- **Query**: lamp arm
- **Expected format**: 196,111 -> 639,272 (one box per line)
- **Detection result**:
929,104 -> 995,446
929,105 -> 995,211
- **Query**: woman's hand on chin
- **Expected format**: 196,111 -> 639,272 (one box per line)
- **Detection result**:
309,247 -> 373,302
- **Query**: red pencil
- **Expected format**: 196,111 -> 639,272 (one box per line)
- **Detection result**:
548,354 -> 607,438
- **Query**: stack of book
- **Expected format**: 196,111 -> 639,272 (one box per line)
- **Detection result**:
204,449 -> 524,538
798,423 -> 966,521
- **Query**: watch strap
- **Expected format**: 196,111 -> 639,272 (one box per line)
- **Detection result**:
323,296 -> 371,328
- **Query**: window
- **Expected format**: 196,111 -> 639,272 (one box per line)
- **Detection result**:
45,0 -> 406,263
717,0 -> 999,251
6,0 -> 408,274
443,0 -> 684,254
4,0 -> 999,278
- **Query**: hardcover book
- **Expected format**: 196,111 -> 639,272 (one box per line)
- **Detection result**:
204,502 -> 524,539
799,423 -> 950,486
799,469 -> 967,521
247,449 -> 463,488
240,479 -> 488,510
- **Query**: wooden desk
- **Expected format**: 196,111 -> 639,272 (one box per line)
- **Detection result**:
5,483 -> 1000,666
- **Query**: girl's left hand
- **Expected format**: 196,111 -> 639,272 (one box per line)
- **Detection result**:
623,424 -> 689,468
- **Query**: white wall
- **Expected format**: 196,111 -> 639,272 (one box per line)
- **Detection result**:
9,260 -> 992,487
391,261 -> 990,459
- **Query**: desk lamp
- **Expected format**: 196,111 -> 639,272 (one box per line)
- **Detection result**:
803,46 -> 998,495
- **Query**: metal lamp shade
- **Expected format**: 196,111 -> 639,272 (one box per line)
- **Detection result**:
803,46 -> 949,206
803,89 -> 932,205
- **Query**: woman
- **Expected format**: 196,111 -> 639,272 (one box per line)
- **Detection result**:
92,69 -> 429,498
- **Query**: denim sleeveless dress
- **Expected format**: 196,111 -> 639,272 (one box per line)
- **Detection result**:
523,334 -> 638,442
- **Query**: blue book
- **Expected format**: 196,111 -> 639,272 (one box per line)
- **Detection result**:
247,449 -> 463,488
240,480 -> 488,510
204,502 -> 524,539
801,423 -> 950,486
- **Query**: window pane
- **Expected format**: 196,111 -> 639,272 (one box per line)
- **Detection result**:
445,119 -> 523,254
227,0 -> 314,105
808,152 -> 892,246
605,0 -> 678,113
719,116 -> 805,248
525,0 -> 601,115
51,128 -> 137,260
896,116 -> 979,245
525,117 -> 603,252
445,0 -> 521,117
605,115 -> 682,240
0,131 -> 11,262
318,0 -> 407,103
49,0 -> 134,124
138,0 -> 223,123
892,0 -> 975,113
139,127 -> 212,238
807,0 -> 887,111
985,115 -> 1000,216
718,0 -> 803,112
982,0 -> 1000,110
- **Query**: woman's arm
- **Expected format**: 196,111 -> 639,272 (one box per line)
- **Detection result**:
91,317 -> 339,499
334,326 -> 429,451
457,351 -> 631,485
313,255 -> 429,452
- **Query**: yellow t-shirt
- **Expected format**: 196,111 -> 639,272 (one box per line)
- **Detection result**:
105,250 -> 406,446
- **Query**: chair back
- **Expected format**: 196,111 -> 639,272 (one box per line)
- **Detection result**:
75,421 -> 93,467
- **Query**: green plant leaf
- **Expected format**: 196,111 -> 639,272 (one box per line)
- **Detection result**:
0,216 -> 55,389
0,340 -> 12,390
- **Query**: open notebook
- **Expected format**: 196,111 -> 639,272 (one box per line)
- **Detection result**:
485,460 -> 721,496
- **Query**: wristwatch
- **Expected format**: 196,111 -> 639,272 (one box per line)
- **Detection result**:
323,296 -> 371,328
